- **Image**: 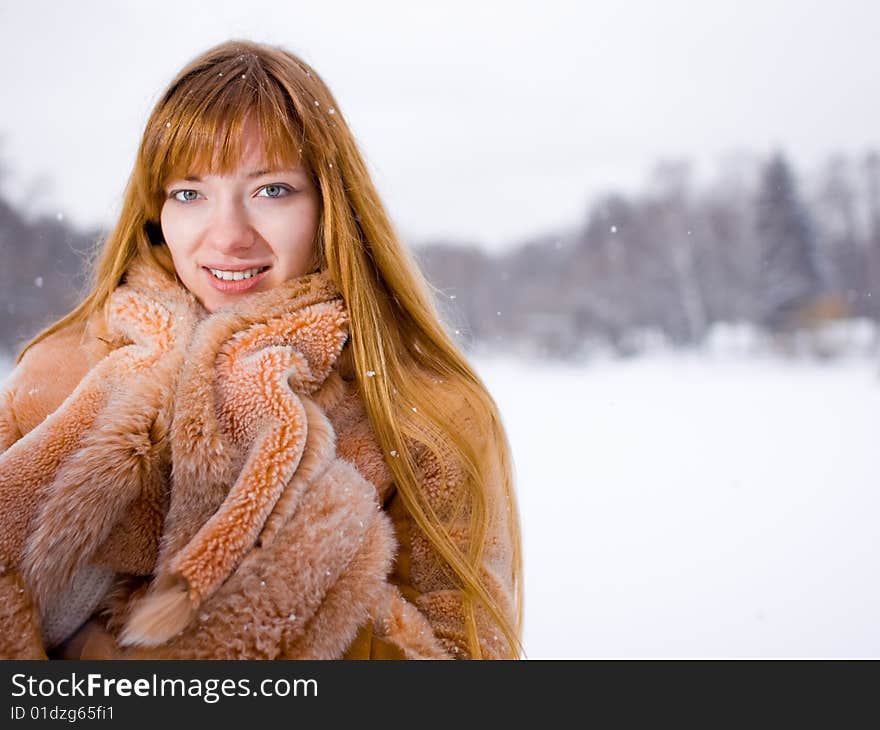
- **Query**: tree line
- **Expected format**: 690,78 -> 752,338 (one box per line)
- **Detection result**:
417,152 -> 880,357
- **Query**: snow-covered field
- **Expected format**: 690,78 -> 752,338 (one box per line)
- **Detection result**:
3,351 -> 878,658
473,352 -> 880,658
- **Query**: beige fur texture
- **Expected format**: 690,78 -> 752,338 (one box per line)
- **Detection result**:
0,256 -> 516,660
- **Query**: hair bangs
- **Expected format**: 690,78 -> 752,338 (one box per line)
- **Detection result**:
144,63 -> 306,215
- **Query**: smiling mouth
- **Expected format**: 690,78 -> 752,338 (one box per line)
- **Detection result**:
206,265 -> 271,281
202,265 -> 271,293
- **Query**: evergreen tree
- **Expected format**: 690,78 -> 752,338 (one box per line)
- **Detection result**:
754,154 -> 824,329
755,154 -> 822,328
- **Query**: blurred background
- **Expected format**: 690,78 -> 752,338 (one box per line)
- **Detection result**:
1,0 -> 878,658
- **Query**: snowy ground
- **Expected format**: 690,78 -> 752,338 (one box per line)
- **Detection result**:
472,351 -> 880,658
3,351 -> 878,658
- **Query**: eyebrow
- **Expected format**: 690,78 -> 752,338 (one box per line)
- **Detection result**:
182,168 -> 301,182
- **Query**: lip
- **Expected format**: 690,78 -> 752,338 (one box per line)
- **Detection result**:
202,262 -> 272,271
202,265 -> 271,294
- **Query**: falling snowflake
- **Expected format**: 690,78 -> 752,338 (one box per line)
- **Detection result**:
328,108 -> 336,115
610,225 -> 617,233
365,370 -> 376,377
389,450 -> 398,457
34,277 -> 43,288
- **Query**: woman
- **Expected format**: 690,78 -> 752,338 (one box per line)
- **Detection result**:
0,40 -> 523,659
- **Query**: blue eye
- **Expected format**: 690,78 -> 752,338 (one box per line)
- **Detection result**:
257,184 -> 292,198
171,189 -> 199,203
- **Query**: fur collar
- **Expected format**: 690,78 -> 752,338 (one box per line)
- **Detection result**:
4,257 -> 344,644
0,256 -> 448,659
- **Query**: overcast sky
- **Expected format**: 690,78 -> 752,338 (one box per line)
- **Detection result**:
1,0 -> 878,251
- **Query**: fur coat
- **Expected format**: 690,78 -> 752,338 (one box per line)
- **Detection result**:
0,259 -> 516,660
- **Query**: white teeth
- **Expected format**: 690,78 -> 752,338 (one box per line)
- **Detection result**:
208,267 -> 265,281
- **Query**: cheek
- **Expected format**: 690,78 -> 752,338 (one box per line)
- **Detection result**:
159,204 -> 199,279
159,204 -> 181,251
273,201 -> 320,264
160,205 -> 196,259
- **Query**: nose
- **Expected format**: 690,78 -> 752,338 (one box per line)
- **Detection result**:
204,197 -> 257,255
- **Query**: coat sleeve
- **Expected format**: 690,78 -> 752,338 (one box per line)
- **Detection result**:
0,318 -> 104,452
0,350 -> 50,659
0,319 -> 110,660
0,364 -> 46,659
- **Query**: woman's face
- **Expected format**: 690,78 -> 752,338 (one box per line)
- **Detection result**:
160,121 -> 320,313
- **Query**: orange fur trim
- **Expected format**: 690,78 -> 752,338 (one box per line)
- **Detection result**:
2,256 -> 462,660
118,579 -> 193,648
